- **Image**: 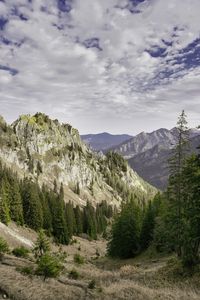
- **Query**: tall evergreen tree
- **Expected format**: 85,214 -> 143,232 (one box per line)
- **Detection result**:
108,199 -> 141,258
167,110 -> 190,257
0,181 -> 10,224
22,180 -> 43,230
10,179 -> 24,225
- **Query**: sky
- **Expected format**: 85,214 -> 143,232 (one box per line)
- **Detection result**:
0,0 -> 200,135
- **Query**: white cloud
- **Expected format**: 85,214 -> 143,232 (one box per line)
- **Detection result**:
0,0 -> 200,134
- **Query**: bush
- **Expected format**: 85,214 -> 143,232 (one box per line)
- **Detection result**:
12,246 -> 30,258
33,230 -> 50,259
88,279 -> 96,289
36,254 -> 63,281
18,265 -> 34,276
73,253 -> 84,265
68,268 -> 80,280
0,237 -> 9,260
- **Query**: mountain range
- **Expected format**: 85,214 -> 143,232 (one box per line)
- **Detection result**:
81,132 -> 132,151
0,113 -> 156,208
82,128 -> 200,190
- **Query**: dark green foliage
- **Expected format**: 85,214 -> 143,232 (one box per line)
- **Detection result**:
50,193 -> 69,245
12,246 -> 30,258
10,179 -> 24,225
140,193 -> 162,251
0,236 -> 9,260
0,159 -> 114,246
74,206 -> 83,235
33,230 -> 50,259
108,200 -> 141,258
140,202 -> 155,250
68,268 -> 80,280
88,279 -> 96,289
36,253 -> 63,281
19,266 -> 34,276
73,253 -> 85,264
106,151 -> 128,173
22,180 -> 43,230
0,181 -> 10,224
65,201 -> 76,239
83,201 -> 97,240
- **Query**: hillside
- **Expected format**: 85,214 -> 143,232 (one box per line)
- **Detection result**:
0,221 -> 200,300
110,127 -> 200,189
0,113 -> 156,208
81,132 -> 133,151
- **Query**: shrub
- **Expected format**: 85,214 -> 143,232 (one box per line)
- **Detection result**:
12,246 -> 30,258
18,265 -> 34,276
0,237 -> 9,260
88,279 -> 96,289
36,254 -> 63,281
68,268 -> 80,280
73,253 -> 84,265
33,230 -> 50,259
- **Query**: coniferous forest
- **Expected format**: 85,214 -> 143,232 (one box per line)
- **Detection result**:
0,161 -> 114,244
108,111 -> 200,268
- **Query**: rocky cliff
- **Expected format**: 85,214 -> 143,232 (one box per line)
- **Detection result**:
0,113 -> 157,207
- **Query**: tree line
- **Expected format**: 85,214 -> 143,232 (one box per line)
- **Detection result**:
108,111 -> 200,267
0,162 -> 114,244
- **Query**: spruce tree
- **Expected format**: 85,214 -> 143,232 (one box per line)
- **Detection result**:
167,110 -> 190,257
10,179 -> 24,225
0,181 -> 10,224
22,180 -> 43,230
108,200 -> 141,258
140,202 -> 155,250
74,205 -> 83,235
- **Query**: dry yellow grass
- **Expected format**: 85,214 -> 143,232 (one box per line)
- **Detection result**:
0,223 -> 200,300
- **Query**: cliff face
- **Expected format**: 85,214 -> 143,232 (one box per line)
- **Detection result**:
0,113 -> 157,207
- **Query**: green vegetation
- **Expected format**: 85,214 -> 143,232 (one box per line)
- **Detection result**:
0,236 -> 9,260
88,279 -> 96,289
33,230 -> 50,259
36,253 -> 63,281
73,253 -> 85,265
68,268 -> 80,280
0,160 -> 114,245
12,246 -> 30,258
108,110 -> 200,272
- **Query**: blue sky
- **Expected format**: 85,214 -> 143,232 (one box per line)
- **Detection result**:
0,0 -> 200,134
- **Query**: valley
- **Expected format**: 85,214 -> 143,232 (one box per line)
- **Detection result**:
0,222 -> 200,300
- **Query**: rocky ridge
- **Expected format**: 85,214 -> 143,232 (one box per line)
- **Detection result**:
0,113 -> 157,207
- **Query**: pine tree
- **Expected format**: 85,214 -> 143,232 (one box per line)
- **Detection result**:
180,153 -> 200,266
83,202 -> 97,240
0,181 -> 10,224
22,180 -> 43,230
140,201 -> 155,250
33,229 -> 50,259
74,205 -> 83,235
108,200 -> 141,258
50,192 -> 69,245
10,179 -> 24,225
65,201 -> 76,239
167,110 -> 190,257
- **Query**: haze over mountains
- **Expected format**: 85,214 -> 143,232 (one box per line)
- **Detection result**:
81,133 -> 133,151
82,127 -> 200,190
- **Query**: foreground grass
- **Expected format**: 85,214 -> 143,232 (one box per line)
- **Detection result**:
0,238 -> 200,300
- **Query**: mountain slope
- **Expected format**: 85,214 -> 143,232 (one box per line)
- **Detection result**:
112,128 -> 178,159
128,133 -> 200,190
111,127 -> 200,190
0,113 -> 157,207
81,132 -> 133,151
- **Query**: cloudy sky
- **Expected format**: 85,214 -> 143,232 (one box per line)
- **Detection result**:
0,0 -> 200,134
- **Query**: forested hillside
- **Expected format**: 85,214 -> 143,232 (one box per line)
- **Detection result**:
108,111 -> 200,268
